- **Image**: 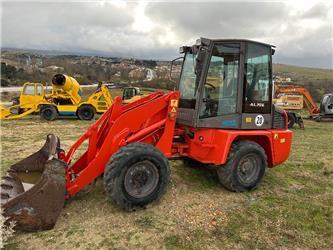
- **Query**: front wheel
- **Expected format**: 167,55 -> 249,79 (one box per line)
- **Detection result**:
40,105 -> 58,121
77,105 -> 95,120
103,143 -> 170,211
217,140 -> 267,192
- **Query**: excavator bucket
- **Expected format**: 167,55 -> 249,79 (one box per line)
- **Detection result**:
1,134 -> 66,232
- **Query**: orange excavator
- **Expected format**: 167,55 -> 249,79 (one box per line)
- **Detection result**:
275,84 -> 333,128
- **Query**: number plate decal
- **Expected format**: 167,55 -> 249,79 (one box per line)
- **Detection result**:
255,115 -> 264,127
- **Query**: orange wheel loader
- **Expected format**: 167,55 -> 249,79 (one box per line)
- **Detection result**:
1,38 -> 292,232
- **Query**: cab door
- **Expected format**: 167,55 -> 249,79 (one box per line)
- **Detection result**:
241,42 -> 273,129
20,83 -> 45,108
197,42 -> 241,128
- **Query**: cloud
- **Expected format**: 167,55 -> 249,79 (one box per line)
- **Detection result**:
145,1 -> 332,68
1,1 -> 332,68
1,2 -> 143,53
146,2 -> 288,39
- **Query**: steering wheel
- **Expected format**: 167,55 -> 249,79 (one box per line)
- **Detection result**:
205,82 -> 216,90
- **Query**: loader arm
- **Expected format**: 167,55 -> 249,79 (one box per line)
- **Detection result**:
85,84 -> 113,112
63,91 -> 180,196
0,101 -> 46,120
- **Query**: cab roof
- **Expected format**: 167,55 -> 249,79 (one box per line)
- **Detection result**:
198,37 -> 275,48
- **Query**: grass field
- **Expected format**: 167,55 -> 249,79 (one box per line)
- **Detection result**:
1,116 -> 332,249
273,63 -> 333,83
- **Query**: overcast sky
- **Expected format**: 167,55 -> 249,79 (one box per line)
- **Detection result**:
1,0 -> 332,69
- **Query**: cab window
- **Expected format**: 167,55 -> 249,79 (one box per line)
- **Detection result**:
243,43 -> 272,113
36,85 -> 43,95
200,43 -> 240,118
178,53 -> 197,108
23,85 -> 35,95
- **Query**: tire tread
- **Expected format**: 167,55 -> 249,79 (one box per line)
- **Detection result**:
217,140 -> 267,192
103,143 -> 170,211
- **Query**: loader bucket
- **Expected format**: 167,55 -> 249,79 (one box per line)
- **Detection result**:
1,134 -> 66,232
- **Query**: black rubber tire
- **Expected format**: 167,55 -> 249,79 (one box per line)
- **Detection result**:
40,105 -> 58,121
103,143 -> 170,211
287,112 -> 296,129
217,140 -> 267,192
77,105 -> 95,120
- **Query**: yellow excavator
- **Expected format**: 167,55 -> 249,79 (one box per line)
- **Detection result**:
0,74 -> 113,120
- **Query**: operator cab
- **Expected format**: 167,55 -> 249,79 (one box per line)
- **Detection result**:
176,38 -> 277,129
122,87 -> 141,101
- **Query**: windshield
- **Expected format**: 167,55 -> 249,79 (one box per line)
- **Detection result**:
178,52 -> 198,108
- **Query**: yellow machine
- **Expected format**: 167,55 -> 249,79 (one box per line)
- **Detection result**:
122,87 -> 142,104
0,74 -> 112,120
0,82 -> 46,119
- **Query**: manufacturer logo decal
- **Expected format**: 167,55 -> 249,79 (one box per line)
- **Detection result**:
255,115 -> 264,127
250,102 -> 265,107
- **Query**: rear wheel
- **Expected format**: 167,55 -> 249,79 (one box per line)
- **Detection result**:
103,143 -> 170,211
40,105 -> 57,121
217,140 -> 267,192
77,105 -> 95,120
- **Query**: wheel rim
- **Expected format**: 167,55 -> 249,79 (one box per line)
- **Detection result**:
81,108 -> 92,119
124,160 -> 159,198
237,153 -> 261,186
44,109 -> 52,118
83,109 -> 91,118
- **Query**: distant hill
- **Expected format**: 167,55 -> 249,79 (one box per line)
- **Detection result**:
273,64 -> 333,101
273,63 -> 332,85
1,49 -> 332,101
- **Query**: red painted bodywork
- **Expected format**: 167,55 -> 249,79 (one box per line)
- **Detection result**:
172,128 -> 292,167
62,91 -> 292,197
